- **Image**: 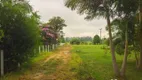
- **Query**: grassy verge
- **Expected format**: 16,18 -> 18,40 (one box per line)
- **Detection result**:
2,52 -> 52,80
71,45 -> 142,80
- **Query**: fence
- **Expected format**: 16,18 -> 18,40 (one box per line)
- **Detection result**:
0,44 -> 58,76
38,44 -> 58,53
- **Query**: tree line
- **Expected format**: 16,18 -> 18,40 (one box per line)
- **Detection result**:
66,35 -> 102,45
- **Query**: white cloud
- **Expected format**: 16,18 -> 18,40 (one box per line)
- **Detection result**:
29,0 -> 108,38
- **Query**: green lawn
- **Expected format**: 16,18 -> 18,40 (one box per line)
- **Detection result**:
71,45 -> 142,80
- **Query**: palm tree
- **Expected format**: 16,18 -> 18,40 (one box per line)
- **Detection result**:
65,0 -> 120,76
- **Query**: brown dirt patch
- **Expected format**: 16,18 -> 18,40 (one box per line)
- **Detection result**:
18,45 -> 75,80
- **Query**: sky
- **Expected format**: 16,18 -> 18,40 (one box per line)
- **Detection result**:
29,0 -> 108,38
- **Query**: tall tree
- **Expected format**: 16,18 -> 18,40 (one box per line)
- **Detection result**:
115,0 -> 138,76
48,16 -> 67,32
65,0 -> 120,76
137,0 -> 142,70
47,16 -> 67,43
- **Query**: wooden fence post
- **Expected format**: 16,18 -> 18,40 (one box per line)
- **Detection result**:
1,50 -> 4,76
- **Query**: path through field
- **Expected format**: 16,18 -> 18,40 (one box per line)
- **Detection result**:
18,45 -> 77,80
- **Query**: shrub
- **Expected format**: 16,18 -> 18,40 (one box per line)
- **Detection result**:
70,38 -> 81,45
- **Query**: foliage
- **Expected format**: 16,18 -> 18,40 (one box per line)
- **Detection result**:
70,38 -> 81,45
0,30 -> 4,41
3,52 -> 52,80
65,0 -> 115,20
65,0 -> 122,76
93,35 -> 101,44
0,0 -> 40,72
48,16 -> 67,32
41,16 -> 67,44
40,26 -> 56,45
115,43 -> 124,55
59,35 -> 65,43
66,36 -> 92,42
102,38 -> 109,46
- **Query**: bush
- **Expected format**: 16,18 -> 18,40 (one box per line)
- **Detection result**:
93,35 -> 101,44
0,1 -> 40,72
115,43 -> 124,55
70,38 -> 81,45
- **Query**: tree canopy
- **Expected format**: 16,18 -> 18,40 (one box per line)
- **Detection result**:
93,35 -> 101,44
0,0 -> 40,72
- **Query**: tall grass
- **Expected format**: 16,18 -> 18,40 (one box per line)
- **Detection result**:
72,45 -> 142,80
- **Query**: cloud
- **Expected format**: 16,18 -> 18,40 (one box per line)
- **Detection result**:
29,0 -> 108,38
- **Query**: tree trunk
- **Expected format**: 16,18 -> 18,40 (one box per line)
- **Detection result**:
106,12 -> 120,76
135,52 -> 139,67
120,23 -> 128,77
138,0 -> 142,70
138,46 -> 142,69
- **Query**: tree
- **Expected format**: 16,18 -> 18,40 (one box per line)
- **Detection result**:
59,35 -> 65,43
0,0 -> 40,72
114,0 -> 138,76
93,35 -> 101,44
65,0 -> 120,76
48,16 -> 67,32
70,38 -> 81,45
47,16 -> 67,43
137,0 -> 142,70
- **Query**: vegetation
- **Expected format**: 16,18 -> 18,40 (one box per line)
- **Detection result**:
72,45 -> 142,80
47,16 -> 67,44
3,51 -> 52,80
93,35 -> 101,44
70,38 -> 81,45
3,44 -> 142,80
1,0 -> 142,79
40,16 -> 67,44
0,0 -> 40,73
0,0 -> 67,74
66,36 -> 92,42
65,0 -> 120,76
65,0 -> 142,77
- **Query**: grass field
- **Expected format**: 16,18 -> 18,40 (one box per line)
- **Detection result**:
2,45 -> 142,80
71,45 -> 142,80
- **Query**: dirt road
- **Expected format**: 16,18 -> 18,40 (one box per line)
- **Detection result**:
18,45 -> 77,80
